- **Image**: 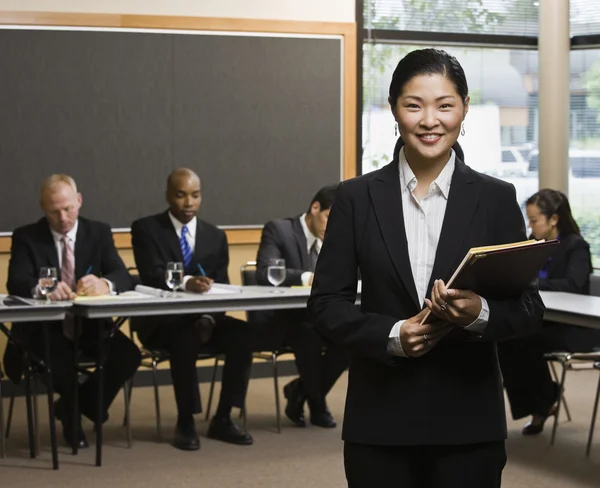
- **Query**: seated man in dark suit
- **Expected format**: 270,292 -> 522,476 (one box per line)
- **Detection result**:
131,168 -> 253,451
256,185 -> 348,428
4,174 -> 141,448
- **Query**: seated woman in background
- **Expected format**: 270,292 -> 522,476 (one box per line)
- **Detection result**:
498,188 -> 598,436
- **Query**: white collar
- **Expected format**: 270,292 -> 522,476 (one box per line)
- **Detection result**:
299,213 -> 320,251
168,212 -> 197,239
50,219 -> 79,244
398,146 -> 455,199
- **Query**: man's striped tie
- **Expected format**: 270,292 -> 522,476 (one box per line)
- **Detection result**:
180,225 -> 193,271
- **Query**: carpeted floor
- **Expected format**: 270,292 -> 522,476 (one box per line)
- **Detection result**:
1,370 -> 600,487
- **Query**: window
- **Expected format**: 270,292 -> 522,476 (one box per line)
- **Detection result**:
362,45 -> 538,207
570,48 -> 600,267
364,0 -> 539,36
571,0 -> 600,37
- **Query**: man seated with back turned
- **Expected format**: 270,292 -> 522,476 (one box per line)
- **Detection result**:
256,185 -> 349,428
130,168 -> 253,451
4,174 -> 141,448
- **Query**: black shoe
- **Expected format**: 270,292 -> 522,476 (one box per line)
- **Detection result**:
173,421 -> 200,451
54,399 -> 89,449
522,403 -> 558,436
207,416 -> 253,445
309,401 -> 337,429
283,379 -> 306,427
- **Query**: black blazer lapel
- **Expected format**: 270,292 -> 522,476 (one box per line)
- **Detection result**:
74,218 -> 90,280
37,219 -> 60,273
291,217 -> 309,270
368,161 -> 420,309
426,159 -> 482,296
158,211 -> 185,263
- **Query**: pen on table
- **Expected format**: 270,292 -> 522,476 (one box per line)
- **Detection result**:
197,263 -> 207,277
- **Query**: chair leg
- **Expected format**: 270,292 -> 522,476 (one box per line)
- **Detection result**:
585,370 -> 600,457
151,360 -> 162,441
550,362 -> 568,446
32,377 -> 40,456
123,376 -> 134,428
123,381 -> 132,448
272,353 -> 282,433
549,361 -> 572,422
205,356 -> 219,422
0,376 -> 5,458
24,367 -> 36,458
5,383 -> 16,439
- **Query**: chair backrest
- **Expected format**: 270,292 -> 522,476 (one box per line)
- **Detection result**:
240,261 -> 258,286
590,273 -> 600,298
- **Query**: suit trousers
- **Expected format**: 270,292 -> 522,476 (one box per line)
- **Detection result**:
255,310 -> 349,405
498,321 -> 600,419
139,315 -> 252,418
344,441 -> 506,488
29,321 -> 141,421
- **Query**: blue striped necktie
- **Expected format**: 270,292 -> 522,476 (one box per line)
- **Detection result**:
180,225 -> 193,271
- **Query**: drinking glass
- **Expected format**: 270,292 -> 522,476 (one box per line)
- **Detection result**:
267,258 -> 286,293
39,267 -> 58,303
165,262 -> 184,297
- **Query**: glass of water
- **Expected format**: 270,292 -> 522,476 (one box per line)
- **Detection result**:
165,262 -> 184,297
39,267 -> 58,302
267,258 -> 286,293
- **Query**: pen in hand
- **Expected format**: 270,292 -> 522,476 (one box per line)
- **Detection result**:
197,263 -> 207,277
85,265 -> 93,275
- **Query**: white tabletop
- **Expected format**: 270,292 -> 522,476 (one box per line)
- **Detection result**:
71,285 -> 323,319
0,294 -> 71,323
540,291 -> 600,329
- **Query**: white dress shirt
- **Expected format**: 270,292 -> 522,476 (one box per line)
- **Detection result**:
168,212 -> 197,289
388,147 -> 489,357
45,220 -> 114,295
299,213 -> 322,286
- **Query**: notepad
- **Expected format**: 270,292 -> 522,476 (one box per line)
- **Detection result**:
74,291 -> 153,301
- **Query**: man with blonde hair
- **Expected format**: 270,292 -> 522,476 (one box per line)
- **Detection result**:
4,174 -> 141,449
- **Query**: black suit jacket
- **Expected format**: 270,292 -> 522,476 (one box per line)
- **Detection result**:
7,217 -> 131,299
308,159 -> 545,446
256,216 -> 310,287
130,211 -> 230,339
4,217 -> 132,382
538,232 -> 592,295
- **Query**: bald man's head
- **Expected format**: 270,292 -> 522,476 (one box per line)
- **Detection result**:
39,174 -> 82,234
166,168 -> 201,224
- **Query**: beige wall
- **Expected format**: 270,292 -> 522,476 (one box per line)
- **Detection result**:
0,243 -> 259,368
0,0 -> 355,22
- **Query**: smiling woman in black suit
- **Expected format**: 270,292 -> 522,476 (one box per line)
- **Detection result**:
499,189 -> 598,436
308,48 -> 544,488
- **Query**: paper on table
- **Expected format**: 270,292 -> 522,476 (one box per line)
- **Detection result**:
135,285 -> 168,297
203,284 -> 243,295
74,290 -> 153,301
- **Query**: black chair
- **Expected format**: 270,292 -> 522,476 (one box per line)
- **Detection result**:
4,318 -> 133,450
1,364 -> 6,458
126,268 -> 223,439
586,361 -> 600,456
241,261 -> 294,433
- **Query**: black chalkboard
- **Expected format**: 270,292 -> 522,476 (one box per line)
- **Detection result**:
0,28 -> 342,231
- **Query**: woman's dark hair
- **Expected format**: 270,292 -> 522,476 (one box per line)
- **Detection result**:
389,48 -> 469,108
526,189 -> 581,236
389,49 -> 468,163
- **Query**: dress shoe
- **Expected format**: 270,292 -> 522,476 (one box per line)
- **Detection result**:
173,422 -> 200,451
283,379 -> 306,427
54,399 -> 89,449
522,402 -> 558,436
308,401 -> 337,429
207,416 -> 253,445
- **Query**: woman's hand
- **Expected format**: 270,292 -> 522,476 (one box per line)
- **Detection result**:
400,308 -> 452,358
425,279 -> 482,327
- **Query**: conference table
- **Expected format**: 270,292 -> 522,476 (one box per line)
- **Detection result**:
540,291 -> 600,330
0,296 -> 71,469
69,284 -> 353,467
4,287 -> 599,470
